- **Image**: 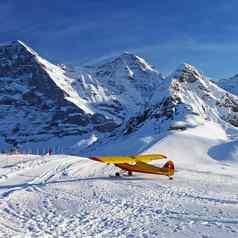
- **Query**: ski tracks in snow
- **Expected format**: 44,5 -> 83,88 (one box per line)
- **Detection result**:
0,155 -> 237,237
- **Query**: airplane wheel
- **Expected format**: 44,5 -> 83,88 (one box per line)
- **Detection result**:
115,172 -> 120,177
128,171 -> 133,176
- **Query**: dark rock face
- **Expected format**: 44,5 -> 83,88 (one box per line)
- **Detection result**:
217,94 -> 238,111
216,94 -> 238,126
178,69 -> 198,83
95,121 -> 120,133
124,109 -> 151,135
0,41 -> 66,103
159,96 -> 179,119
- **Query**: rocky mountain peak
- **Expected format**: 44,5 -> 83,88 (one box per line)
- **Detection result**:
117,52 -> 158,73
0,40 -> 41,78
171,63 -> 204,84
88,52 -> 160,81
0,40 -> 38,58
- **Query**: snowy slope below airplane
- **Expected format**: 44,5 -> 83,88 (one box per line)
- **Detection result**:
0,121 -> 237,237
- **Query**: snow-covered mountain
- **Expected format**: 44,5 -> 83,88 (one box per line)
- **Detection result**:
64,52 -> 163,126
166,64 -> 238,127
79,62 -> 238,156
1,40 -> 238,153
0,41 -> 133,151
0,41 -> 163,152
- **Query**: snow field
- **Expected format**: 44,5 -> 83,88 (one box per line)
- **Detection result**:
0,147 -> 237,237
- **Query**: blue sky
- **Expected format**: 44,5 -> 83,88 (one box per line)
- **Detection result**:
0,0 -> 238,78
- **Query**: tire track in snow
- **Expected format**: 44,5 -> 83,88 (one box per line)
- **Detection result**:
0,155 -> 237,237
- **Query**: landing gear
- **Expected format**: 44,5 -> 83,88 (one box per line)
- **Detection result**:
128,171 -> 133,176
115,172 -> 120,177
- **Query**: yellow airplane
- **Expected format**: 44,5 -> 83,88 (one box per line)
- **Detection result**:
89,154 -> 175,179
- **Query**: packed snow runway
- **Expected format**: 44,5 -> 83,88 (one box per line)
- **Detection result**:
0,153 -> 237,238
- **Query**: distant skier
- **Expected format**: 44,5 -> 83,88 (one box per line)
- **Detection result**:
48,148 -> 52,156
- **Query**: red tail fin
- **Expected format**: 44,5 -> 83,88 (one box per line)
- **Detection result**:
163,160 -> 175,177
163,160 -> 175,170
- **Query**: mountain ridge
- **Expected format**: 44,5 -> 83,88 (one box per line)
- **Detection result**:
218,74 -> 238,96
0,40 -> 238,154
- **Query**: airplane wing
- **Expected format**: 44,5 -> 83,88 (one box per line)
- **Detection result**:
134,154 -> 167,162
90,156 -> 135,164
90,154 -> 166,164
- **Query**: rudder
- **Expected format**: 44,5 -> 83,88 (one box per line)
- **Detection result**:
163,160 -> 175,176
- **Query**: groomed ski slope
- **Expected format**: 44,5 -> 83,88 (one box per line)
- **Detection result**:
0,122 -> 238,237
